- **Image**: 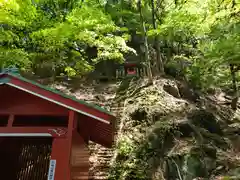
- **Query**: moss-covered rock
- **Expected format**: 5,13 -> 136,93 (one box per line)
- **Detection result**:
109,78 -> 240,180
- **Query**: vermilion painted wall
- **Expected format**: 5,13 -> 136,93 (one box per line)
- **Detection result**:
71,131 -> 90,180
0,85 -> 68,116
0,82 -> 112,180
51,137 -> 72,180
10,76 -> 113,121
0,84 -> 91,180
78,114 -> 114,147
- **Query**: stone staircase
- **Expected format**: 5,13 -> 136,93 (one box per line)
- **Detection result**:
89,142 -> 113,180
88,101 -> 124,180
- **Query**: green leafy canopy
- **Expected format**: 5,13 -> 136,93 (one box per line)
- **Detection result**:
0,0 -> 136,75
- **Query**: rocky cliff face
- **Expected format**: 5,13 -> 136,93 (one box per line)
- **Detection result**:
109,78 -> 240,180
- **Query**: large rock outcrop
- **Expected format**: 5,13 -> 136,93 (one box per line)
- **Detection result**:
109,78 -> 240,180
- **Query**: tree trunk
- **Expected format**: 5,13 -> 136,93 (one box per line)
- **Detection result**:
230,64 -> 238,110
138,0 -> 153,84
151,0 -> 164,75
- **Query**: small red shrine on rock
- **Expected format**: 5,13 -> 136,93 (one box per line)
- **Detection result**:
116,61 -> 146,79
0,68 -> 116,180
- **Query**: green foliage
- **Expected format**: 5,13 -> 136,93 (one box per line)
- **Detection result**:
0,48 -> 31,70
0,0 -> 239,87
0,0 -> 135,76
117,137 -> 134,156
149,0 -> 240,90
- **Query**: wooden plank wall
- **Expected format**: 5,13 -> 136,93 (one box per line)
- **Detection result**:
71,131 -> 90,180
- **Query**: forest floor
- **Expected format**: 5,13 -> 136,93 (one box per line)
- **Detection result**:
50,76 -> 240,180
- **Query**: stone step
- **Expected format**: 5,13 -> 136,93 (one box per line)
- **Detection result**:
90,161 -> 110,164
90,148 -> 112,151
90,163 -> 110,167
89,177 -> 108,180
90,174 -> 108,177
90,151 -> 113,155
89,153 -> 112,156
91,156 -> 112,159
93,151 -> 113,154
90,162 -> 111,166
89,172 -> 109,176
90,162 -> 110,165
89,148 -> 113,151
91,166 -> 110,169
92,155 -> 112,158
90,167 -> 110,171
90,156 -> 113,160
88,99 -> 123,180
91,152 -> 113,155
90,153 -> 113,156
90,171 -> 109,174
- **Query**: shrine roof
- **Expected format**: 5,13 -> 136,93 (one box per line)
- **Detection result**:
0,68 -> 115,124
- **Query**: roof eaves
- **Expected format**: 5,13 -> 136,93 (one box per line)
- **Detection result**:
7,73 -> 114,116
7,81 -> 110,124
0,77 -> 10,84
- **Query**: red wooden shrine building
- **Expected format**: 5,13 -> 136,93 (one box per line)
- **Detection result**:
0,68 -> 116,180
116,61 -> 146,79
